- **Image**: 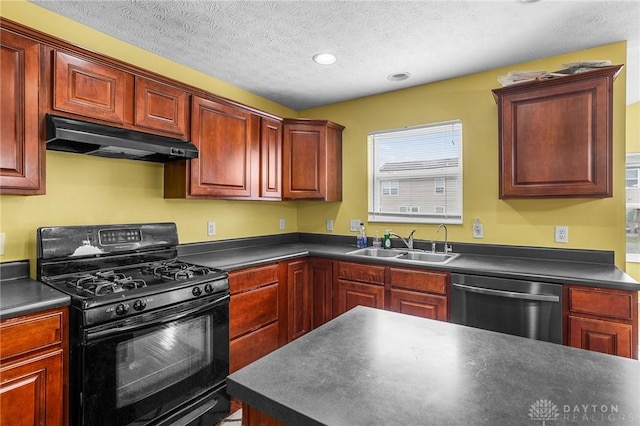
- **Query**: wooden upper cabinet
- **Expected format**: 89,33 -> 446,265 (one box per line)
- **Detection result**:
134,76 -> 189,138
492,65 -> 622,198
282,119 -> 344,201
166,96 -> 258,198
260,117 -> 282,199
0,29 -> 44,194
53,50 -> 130,124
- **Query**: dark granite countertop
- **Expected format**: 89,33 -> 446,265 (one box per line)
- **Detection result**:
227,306 -> 640,426
0,261 -> 70,320
178,234 -> 640,291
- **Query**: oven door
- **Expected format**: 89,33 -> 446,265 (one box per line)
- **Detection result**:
76,294 -> 229,426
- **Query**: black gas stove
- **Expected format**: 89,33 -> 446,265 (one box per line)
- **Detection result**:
37,223 -> 231,426
37,223 -> 228,326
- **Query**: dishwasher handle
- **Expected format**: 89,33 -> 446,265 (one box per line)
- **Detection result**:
452,283 -> 560,303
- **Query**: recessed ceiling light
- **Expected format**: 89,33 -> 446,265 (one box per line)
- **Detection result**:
313,53 -> 337,65
387,72 -> 411,82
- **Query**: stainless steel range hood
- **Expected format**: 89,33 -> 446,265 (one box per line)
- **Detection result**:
45,114 -> 198,163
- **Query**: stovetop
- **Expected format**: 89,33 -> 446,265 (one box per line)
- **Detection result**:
36,223 -> 229,326
46,259 -> 227,300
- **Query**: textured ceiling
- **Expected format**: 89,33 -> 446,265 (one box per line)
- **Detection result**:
29,0 -> 640,110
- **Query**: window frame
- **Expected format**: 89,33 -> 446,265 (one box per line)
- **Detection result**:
368,120 -> 463,225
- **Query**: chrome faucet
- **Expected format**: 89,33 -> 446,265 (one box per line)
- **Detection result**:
389,230 -> 416,250
436,224 -> 452,254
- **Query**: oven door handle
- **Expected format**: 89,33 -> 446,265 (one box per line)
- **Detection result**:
86,294 -> 229,341
452,283 -> 560,302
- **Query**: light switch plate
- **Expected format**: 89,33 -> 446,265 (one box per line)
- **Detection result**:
349,219 -> 361,232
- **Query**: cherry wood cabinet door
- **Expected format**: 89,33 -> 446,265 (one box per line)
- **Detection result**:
0,29 -> 43,194
336,279 -> 385,315
134,76 -> 189,138
0,350 -> 64,426
564,284 -> 638,359
493,66 -> 621,198
287,260 -> 310,341
309,258 -> 334,328
567,315 -> 633,358
188,96 -> 258,198
259,117 -> 282,199
390,288 -> 447,321
0,307 -> 68,426
282,119 -> 344,201
53,50 -> 130,124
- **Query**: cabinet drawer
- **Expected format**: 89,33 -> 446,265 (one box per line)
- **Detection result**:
389,267 -> 448,295
0,310 -> 64,360
567,286 -> 635,321
230,283 -> 279,339
229,322 -> 279,373
338,262 -> 385,285
229,264 -> 279,295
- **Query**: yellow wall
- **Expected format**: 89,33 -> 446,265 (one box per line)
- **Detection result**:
0,0 -> 632,273
626,102 -> 640,280
299,44 -> 629,269
0,1 -> 298,263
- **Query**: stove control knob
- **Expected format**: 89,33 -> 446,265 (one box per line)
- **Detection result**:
133,299 -> 147,311
192,286 -> 202,297
115,303 -> 130,316
204,283 -> 214,294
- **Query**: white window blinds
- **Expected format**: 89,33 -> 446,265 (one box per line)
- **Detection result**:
368,120 -> 463,224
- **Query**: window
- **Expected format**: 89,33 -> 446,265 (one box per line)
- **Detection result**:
626,153 -> 640,263
368,120 -> 463,224
626,168 -> 639,188
382,180 -> 399,195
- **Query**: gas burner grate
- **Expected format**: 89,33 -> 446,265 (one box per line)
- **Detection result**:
142,260 -> 215,281
67,271 -> 147,296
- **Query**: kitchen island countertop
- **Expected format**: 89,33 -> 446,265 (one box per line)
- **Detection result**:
227,306 -> 640,426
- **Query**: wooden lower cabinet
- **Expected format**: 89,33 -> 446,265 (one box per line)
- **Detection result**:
389,267 -> 448,321
242,403 -> 285,426
0,307 -> 68,426
564,284 -> 638,359
229,264 -> 282,373
336,262 -> 386,315
287,259 -> 310,341
389,288 -> 447,321
309,258 -> 334,328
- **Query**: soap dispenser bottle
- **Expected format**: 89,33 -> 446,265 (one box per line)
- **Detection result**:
356,222 -> 367,248
383,229 -> 391,249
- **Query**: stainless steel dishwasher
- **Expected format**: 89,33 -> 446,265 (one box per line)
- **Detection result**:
450,273 -> 562,344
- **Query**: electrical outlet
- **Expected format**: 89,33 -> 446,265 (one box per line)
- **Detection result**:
279,219 -> 285,230
350,219 -> 361,232
472,218 -> 484,239
554,226 -> 568,243
326,219 -> 334,231
0,233 -> 5,256
207,222 -> 216,236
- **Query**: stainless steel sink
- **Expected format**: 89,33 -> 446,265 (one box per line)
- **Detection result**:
345,248 -> 459,264
345,248 -> 408,258
397,251 -> 459,264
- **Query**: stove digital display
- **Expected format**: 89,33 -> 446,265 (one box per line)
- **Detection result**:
99,228 -> 142,245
